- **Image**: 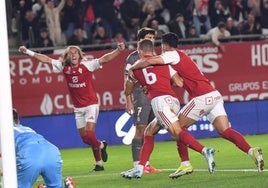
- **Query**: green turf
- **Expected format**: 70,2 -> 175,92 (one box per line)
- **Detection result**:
34,134 -> 268,188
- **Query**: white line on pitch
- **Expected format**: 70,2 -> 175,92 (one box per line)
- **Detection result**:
161,168 -> 268,172
69,168 -> 267,179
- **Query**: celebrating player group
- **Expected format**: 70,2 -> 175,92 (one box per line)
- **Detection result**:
17,27 -> 264,185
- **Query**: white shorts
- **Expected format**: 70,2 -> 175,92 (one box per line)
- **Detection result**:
180,90 -> 227,123
151,95 -> 180,129
73,104 -> 99,129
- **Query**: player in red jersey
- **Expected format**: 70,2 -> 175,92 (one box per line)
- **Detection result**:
124,27 -> 161,174
18,43 -> 125,172
129,32 -> 264,178
121,39 -> 216,179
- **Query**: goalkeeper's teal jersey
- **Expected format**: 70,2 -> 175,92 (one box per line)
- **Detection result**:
13,124 -> 63,188
13,124 -> 45,150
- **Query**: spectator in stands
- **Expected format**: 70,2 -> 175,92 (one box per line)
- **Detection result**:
229,0 -> 248,26
187,25 -> 199,39
34,27 -> 54,54
161,0 -> 187,22
168,13 -> 190,40
20,9 -> 44,47
260,0 -> 268,35
14,0 -> 264,48
16,0 -> 33,16
209,0 -> 230,28
67,28 -> 90,51
113,0 -> 124,19
32,0 -> 46,28
44,0 -> 65,46
90,16 -> 113,40
140,2 -> 165,28
61,0 -> 79,41
119,0 -> 141,41
98,0 -> 124,38
79,0 -> 100,43
113,30 -> 127,44
92,25 -> 112,50
247,0 -> 261,17
181,0 -> 196,24
206,21 -> 231,52
192,0 -> 211,36
32,0 -> 45,15
226,17 -> 240,36
148,19 -> 168,40
112,30 -> 129,49
239,12 -> 262,38
142,0 -> 169,22
142,0 -> 163,11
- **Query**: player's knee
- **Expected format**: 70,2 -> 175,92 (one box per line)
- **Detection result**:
135,124 -> 146,136
81,130 -> 94,145
81,134 -> 90,145
144,128 -> 154,136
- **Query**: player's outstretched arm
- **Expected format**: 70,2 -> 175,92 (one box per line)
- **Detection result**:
130,56 -> 164,71
99,43 -> 125,65
18,46 -> 53,65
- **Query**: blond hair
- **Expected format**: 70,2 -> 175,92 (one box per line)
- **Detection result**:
62,46 -> 85,66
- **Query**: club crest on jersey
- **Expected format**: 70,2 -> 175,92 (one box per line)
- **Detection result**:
78,68 -> 82,74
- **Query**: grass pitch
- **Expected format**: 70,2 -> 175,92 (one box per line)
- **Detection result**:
35,134 -> 268,188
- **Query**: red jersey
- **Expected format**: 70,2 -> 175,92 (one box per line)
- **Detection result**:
52,59 -> 101,107
133,64 -> 177,100
160,50 -> 215,98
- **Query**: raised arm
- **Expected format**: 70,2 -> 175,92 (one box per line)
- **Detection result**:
18,46 -> 52,64
99,43 -> 125,65
56,0 -> 65,11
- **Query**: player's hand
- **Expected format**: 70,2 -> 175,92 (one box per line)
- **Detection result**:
128,69 -> 135,81
218,44 -> 225,52
18,46 -> 27,53
141,85 -> 148,94
125,101 -> 134,115
117,42 -> 125,52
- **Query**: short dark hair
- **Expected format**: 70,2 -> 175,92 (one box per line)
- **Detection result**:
175,13 -> 183,19
217,21 -> 226,29
138,39 -> 154,53
162,32 -> 179,48
137,27 -> 156,40
13,108 -> 19,122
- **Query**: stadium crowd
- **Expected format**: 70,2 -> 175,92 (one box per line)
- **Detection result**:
8,0 -> 268,51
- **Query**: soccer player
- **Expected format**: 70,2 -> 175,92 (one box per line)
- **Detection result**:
129,32 -> 264,178
13,108 -> 75,188
18,43 -> 125,172
124,27 -> 160,173
121,39 -> 216,179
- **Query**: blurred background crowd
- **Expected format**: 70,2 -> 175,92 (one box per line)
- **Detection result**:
6,0 -> 268,52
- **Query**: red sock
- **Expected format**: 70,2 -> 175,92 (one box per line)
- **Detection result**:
176,139 -> 189,162
221,128 -> 251,153
178,130 -> 204,153
139,136 -> 154,166
81,130 -> 101,161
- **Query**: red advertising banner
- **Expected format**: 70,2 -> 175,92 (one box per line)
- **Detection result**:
10,41 -> 268,116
